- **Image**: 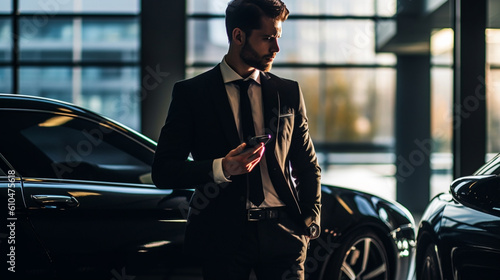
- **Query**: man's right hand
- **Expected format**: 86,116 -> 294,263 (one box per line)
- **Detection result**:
221,143 -> 265,177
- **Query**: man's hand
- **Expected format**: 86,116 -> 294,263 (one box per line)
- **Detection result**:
222,143 -> 265,177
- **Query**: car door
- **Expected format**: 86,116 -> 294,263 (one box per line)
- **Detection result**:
0,110 -> 196,279
0,154 -> 54,279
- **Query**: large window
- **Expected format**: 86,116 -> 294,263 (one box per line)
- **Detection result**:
0,0 -> 141,130
187,0 -> 397,199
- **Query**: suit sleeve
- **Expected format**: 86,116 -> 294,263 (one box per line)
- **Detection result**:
289,83 -> 322,230
152,82 -> 215,189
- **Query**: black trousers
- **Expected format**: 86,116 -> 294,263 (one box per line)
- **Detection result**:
202,209 -> 309,280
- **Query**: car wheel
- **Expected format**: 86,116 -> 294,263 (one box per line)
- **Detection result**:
323,229 -> 389,280
418,243 -> 442,280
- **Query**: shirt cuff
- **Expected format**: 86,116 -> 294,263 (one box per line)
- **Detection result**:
213,158 -> 232,184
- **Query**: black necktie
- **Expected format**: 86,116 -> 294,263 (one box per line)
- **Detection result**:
235,80 -> 265,206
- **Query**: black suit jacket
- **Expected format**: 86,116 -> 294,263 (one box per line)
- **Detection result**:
152,65 -> 321,256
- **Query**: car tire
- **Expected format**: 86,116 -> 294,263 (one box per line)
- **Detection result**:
323,229 -> 389,280
417,243 -> 442,280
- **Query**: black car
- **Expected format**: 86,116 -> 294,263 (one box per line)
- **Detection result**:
0,94 -> 416,280
416,154 -> 500,280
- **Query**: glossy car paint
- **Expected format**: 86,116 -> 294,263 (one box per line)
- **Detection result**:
0,94 -> 416,279
417,155 -> 500,280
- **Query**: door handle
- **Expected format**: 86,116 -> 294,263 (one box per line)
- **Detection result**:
31,195 -> 80,208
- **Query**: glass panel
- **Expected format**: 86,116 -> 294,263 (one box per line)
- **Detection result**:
277,20 -> 321,64
487,29 -> 500,65
187,18 -> 227,65
335,19 -> 396,64
270,68 -> 396,144
377,0 -> 397,17
430,63 -> 453,199
325,20 -> 377,64
187,0 -> 374,16
81,67 -> 140,130
431,68 -> 453,154
19,18 -> 139,62
19,66 -> 140,130
431,28 -> 453,66
0,19 -> 11,61
430,67 -> 453,197
323,0 -> 374,16
19,67 -> 73,101
324,20 -> 395,65
0,1 -> 12,13
81,18 -> 139,62
0,67 -> 12,93
187,0 -> 229,14
430,29 -> 454,188
19,18 -> 73,61
19,0 -> 140,14
323,68 -> 395,143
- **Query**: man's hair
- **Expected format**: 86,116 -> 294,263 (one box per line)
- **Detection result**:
225,0 -> 289,42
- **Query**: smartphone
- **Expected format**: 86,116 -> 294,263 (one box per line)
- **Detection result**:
243,134 -> 271,152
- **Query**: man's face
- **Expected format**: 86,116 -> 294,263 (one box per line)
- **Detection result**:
240,17 -> 282,72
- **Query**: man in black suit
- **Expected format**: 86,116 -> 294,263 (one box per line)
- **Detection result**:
152,0 -> 321,279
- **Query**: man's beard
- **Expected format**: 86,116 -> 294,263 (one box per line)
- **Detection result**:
240,41 -> 274,72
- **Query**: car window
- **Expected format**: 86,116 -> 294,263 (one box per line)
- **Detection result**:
0,110 -> 153,184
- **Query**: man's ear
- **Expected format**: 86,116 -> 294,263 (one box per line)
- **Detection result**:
232,28 -> 246,46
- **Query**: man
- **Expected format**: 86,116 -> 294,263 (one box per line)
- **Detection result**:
152,0 -> 321,279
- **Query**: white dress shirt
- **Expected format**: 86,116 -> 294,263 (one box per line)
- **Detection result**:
212,57 -> 285,208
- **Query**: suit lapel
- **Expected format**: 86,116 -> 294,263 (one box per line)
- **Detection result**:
209,65 -> 241,148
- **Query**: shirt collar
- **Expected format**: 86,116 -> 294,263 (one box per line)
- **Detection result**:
220,56 -> 261,85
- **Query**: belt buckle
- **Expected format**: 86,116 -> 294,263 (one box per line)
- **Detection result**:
247,208 -> 263,221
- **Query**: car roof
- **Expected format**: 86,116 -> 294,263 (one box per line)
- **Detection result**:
0,93 -> 100,118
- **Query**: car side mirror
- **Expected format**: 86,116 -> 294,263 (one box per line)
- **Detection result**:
450,175 -> 500,217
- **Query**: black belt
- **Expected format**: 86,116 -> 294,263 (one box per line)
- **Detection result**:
247,207 -> 284,221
